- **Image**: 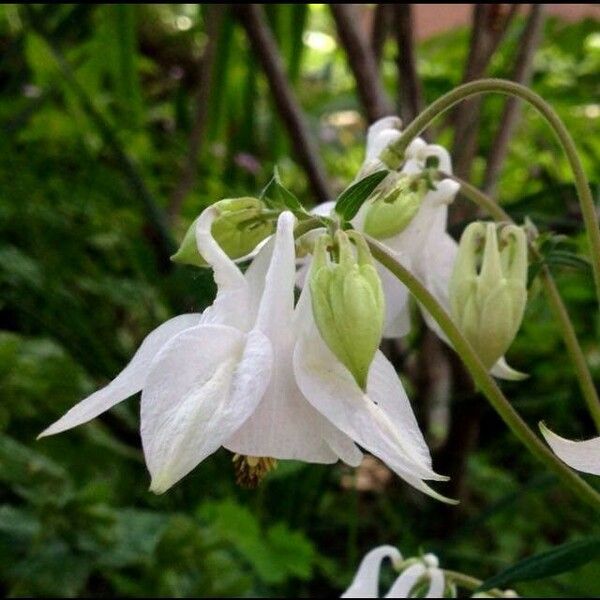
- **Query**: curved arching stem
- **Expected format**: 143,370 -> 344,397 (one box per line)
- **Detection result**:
449,173 -> 600,432
366,236 -> 600,511
381,79 -> 600,306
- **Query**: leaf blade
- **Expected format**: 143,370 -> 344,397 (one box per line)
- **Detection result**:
335,170 -> 389,221
479,536 -> 600,592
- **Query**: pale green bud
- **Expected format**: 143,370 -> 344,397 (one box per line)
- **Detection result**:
449,222 -> 528,369
310,230 -> 385,389
363,176 -> 427,239
171,197 -> 274,267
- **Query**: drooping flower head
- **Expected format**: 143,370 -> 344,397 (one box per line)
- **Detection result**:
343,545 -> 519,598
449,222 -> 528,370
310,229 -> 385,389
41,205 -> 447,500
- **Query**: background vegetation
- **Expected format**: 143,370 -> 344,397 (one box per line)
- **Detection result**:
1,4 -> 599,597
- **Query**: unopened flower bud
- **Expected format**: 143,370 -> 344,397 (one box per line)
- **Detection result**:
310,230 -> 385,390
171,197 -> 274,267
449,222 -> 528,369
363,175 -> 428,240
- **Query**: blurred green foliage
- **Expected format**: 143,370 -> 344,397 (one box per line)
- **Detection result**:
0,4 -> 599,597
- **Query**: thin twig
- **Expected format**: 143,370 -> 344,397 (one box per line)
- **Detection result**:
167,5 -> 224,223
236,4 -> 332,202
370,4 -> 391,67
452,5 -> 519,181
483,5 -> 546,195
392,4 -> 424,124
330,4 -> 394,122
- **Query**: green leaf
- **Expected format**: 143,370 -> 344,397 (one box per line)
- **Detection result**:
335,170 -> 389,221
198,499 -> 316,585
479,537 -> 600,592
260,166 -> 307,216
546,250 -> 593,274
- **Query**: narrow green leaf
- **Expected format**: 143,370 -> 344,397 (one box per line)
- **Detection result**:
479,537 -> 600,592
546,250 -> 592,273
112,5 -> 142,126
207,10 -> 235,141
260,167 -> 307,216
335,170 -> 389,221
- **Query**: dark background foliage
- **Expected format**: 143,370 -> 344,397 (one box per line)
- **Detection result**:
0,4 -> 599,597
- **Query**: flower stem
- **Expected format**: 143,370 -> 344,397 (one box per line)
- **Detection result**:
443,570 -> 507,598
294,216 -> 327,239
382,78 -> 600,307
449,174 -> 600,432
367,237 -> 600,511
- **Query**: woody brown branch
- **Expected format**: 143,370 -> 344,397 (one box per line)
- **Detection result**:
236,4 -> 332,202
331,4 -> 394,123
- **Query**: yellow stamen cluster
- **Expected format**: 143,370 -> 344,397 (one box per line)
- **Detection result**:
232,454 -> 278,488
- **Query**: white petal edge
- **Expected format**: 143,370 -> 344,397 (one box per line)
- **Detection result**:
342,545 -> 402,598
491,357 -> 529,381
385,563 -> 426,598
540,423 -> 600,476
425,568 -> 446,598
228,213 -> 362,465
195,206 -> 249,330
39,313 -> 201,438
311,200 -> 336,218
141,324 -> 273,493
369,351 -> 434,469
294,321 -> 445,485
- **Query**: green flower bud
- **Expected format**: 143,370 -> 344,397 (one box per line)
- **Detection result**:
363,176 -> 427,239
449,222 -> 528,369
310,230 -> 385,389
171,197 -> 274,267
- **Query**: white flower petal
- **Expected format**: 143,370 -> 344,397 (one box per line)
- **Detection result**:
244,235 -> 275,325
422,144 -> 452,174
416,231 -> 457,342
227,212 -> 362,464
425,178 -> 460,208
425,568 -> 445,598
405,137 -> 428,159
540,423 -> 600,476
295,258 -> 311,289
196,206 -> 249,330
378,255 -> 412,338
39,314 -> 201,438
385,563 -> 426,598
311,200 -> 336,217
342,545 -> 402,598
367,116 -> 402,151
294,319 -> 445,486
141,324 -> 272,493
369,351 -> 434,469
364,119 -> 402,162
490,357 -> 529,381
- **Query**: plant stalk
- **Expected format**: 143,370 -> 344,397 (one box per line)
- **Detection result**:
382,79 -> 600,306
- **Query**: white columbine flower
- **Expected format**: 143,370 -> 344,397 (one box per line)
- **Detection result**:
342,545 -> 446,598
41,208 -> 445,499
540,423 -> 600,476
313,117 -> 523,379
343,545 -> 519,598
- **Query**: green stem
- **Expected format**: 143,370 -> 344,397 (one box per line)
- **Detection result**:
443,570 -> 507,598
382,78 -> 600,307
451,174 -> 600,432
367,236 -> 600,511
294,216 -> 327,238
